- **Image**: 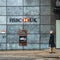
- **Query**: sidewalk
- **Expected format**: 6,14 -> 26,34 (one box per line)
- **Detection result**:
0,49 -> 60,58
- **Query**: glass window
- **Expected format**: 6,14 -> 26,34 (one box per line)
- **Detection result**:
0,0 -> 6,6
24,0 -> 40,6
24,7 -> 39,15
23,16 -> 40,24
0,34 -> 6,43
7,7 -> 23,15
41,0 -> 51,5
7,34 -> 19,43
0,16 -> 6,24
7,16 -> 23,24
0,7 -> 6,15
7,25 -> 23,33
7,43 -> 23,50
41,6 -> 51,15
41,34 -> 49,43
7,0 -> 23,6
24,24 -> 39,33
41,16 -> 50,24
24,44 -> 39,49
27,34 -> 40,43
0,25 -> 6,33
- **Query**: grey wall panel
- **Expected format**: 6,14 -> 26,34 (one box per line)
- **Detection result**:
41,25 -> 51,33
41,34 -> 50,43
7,7 -> 23,15
0,44 -> 6,50
7,0 -> 23,6
24,24 -> 39,33
27,34 -> 40,43
0,34 -> 6,43
7,34 -> 19,43
0,0 -> 6,6
7,25 -> 23,33
40,44 -> 49,49
0,16 -> 6,24
24,0 -> 40,6
41,0 -> 51,5
24,7 -> 40,15
0,7 -> 6,15
50,25 -> 55,31
41,6 -> 51,15
24,44 -> 39,49
7,43 -> 23,50
41,16 -> 51,24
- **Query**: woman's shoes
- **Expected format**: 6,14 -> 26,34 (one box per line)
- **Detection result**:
49,52 -> 52,53
49,52 -> 55,53
52,52 -> 56,53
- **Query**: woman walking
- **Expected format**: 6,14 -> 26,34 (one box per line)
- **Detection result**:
49,30 -> 56,53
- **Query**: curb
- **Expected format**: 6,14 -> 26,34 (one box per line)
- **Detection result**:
35,55 -> 60,58
0,55 -> 60,59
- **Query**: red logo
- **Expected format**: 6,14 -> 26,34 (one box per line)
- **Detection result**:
22,18 -> 29,22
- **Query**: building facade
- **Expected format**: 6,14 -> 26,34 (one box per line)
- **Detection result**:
0,0 -> 56,50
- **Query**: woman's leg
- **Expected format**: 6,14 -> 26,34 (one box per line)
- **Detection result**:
49,47 -> 52,53
51,47 -> 53,53
53,47 -> 56,53
51,47 -> 56,53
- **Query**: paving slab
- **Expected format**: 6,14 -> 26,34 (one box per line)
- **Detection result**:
0,49 -> 60,58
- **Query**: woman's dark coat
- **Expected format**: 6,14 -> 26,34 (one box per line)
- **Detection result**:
49,34 -> 55,47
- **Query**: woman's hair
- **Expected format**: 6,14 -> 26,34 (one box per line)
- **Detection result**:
50,30 -> 54,34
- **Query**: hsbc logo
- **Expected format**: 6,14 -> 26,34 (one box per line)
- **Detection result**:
10,18 -> 37,23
